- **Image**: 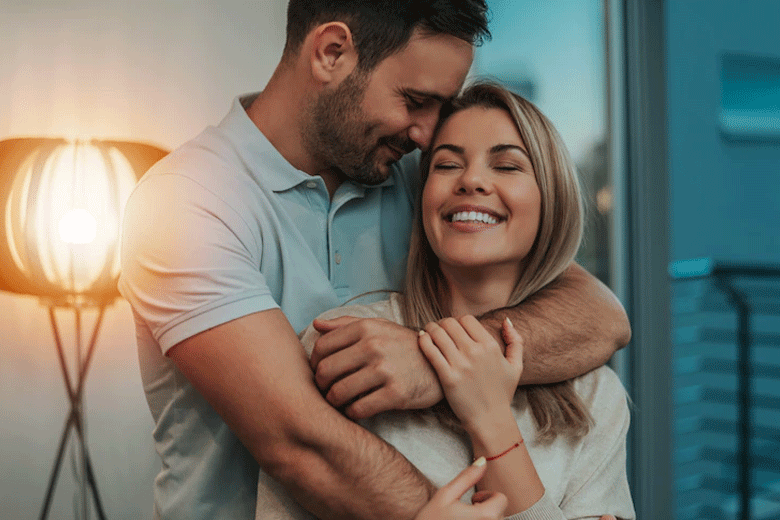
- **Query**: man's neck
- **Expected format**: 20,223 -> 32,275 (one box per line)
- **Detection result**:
246,65 -> 343,197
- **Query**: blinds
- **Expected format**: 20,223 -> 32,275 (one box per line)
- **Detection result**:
671,260 -> 780,520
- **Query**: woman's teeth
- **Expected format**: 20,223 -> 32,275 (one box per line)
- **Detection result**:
450,211 -> 498,224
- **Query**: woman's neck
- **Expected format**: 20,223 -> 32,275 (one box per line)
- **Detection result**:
441,264 -> 519,317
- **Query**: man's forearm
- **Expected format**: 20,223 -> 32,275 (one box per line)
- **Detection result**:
479,263 -> 630,385
171,309 -> 435,520
256,398 -> 435,520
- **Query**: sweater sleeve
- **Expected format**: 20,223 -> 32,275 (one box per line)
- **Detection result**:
556,367 -> 636,519
504,491 -> 566,520
502,366 -> 634,520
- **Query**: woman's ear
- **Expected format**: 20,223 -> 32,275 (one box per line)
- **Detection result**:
310,22 -> 358,85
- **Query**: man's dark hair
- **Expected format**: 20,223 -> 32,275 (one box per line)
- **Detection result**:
283,0 -> 491,71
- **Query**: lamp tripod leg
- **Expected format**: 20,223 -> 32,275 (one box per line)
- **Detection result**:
73,408 -> 108,520
39,410 -> 76,520
41,303 -> 110,520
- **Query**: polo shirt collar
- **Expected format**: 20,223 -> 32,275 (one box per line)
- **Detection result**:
219,93 -> 396,194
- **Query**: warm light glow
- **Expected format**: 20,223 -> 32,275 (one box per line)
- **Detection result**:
59,209 -> 97,245
597,186 -> 614,215
5,140 -> 138,293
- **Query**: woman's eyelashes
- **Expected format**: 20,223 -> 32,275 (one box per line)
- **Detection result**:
432,161 -> 461,171
493,163 -> 522,172
430,160 -> 524,173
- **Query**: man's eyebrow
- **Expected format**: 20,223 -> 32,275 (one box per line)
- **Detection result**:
431,143 -> 464,155
490,144 -> 530,159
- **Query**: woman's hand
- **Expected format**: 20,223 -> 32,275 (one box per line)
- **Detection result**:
414,458 -> 507,520
418,316 -> 523,430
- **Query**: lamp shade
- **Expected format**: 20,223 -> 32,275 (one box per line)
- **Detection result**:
0,138 -> 167,301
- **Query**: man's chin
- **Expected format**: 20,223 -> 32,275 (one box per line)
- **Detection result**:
348,160 -> 394,185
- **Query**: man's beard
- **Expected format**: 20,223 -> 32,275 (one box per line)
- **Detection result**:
305,71 -> 413,185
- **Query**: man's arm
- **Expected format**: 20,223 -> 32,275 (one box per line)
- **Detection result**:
311,263 -> 630,416
480,263 -> 631,385
169,308 -> 435,520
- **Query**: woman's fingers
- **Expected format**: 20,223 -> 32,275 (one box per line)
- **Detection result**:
501,317 -> 524,370
415,459 -> 507,520
470,490 -> 508,517
424,321 -> 460,362
418,329 -> 451,377
436,317 -> 475,348
457,315 -> 495,345
435,457 -> 489,504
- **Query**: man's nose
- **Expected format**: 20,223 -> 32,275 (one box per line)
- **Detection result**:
407,111 -> 439,150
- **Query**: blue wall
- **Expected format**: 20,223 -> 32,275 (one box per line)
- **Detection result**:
667,0 -> 780,265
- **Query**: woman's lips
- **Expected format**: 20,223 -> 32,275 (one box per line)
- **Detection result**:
443,208 -> 505,232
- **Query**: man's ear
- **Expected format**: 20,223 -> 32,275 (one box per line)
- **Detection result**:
310,22 -> 358,85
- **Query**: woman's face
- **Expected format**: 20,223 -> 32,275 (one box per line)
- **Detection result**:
422,106 -> 541,278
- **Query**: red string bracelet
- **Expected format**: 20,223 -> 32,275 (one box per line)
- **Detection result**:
484,439 -> 524,461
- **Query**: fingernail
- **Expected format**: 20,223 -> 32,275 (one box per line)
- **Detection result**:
505,317 -> 513,328
473,456 -> 486,467
418,330 -> 426,336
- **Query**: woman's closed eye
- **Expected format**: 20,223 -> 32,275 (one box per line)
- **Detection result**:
493,163 -> 523,173
432,161 -> 462,172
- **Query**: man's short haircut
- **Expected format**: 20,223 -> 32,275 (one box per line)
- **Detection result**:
284,0 -> 491,71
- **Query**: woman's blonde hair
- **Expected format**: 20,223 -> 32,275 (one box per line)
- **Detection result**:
402,82 -> 592,442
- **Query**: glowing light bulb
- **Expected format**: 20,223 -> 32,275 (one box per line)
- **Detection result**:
58,209 -> 97,245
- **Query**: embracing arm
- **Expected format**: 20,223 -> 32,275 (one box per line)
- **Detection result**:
311,264 -> 629,417
480,263 -> 631,385
169,308 -> 434,520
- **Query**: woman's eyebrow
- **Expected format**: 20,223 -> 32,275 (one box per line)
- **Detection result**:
431,143 -> 464,155
490,144 -> 530,159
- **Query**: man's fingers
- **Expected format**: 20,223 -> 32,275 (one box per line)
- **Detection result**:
326,369 -> 383,410
343,386 -> 396,419
314,345 -> 369,392
312,315 -> 361,332
599,516 -> 617,520
310,321 -> 364,368
435,458 -> 489,504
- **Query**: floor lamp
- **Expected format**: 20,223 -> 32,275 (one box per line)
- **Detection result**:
0,138 -> 166,520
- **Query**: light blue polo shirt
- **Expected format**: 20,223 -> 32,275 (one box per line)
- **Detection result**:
118,94 -> 420,519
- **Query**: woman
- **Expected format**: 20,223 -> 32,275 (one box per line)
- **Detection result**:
257,83 -> 634,519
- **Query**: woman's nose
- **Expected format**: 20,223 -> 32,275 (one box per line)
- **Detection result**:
456,166 -> 490,194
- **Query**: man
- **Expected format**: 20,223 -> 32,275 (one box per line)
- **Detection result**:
119,1 -> 631,519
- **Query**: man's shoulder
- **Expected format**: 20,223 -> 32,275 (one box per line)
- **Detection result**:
146,127 -> 243,181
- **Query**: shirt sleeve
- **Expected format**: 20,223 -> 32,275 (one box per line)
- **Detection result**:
119,172 -> 278,353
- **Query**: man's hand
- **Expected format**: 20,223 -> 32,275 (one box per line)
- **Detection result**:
310,316 -> 444,419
